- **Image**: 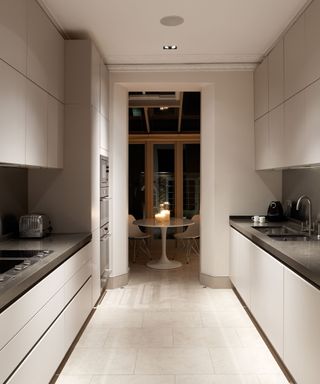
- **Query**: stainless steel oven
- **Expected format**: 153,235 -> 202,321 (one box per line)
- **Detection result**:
100,222 -> 111,290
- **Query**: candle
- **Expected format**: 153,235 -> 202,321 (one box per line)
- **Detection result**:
155,212 -> 164,224
162,209 -> 170,223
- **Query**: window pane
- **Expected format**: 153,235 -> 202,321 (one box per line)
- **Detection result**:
153,144 -> 175,216
129,144 -> 145,219
183,144 -> 200,218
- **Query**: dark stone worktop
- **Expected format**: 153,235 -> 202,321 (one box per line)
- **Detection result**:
230,217 -> 320,290
0,233 -> 91,313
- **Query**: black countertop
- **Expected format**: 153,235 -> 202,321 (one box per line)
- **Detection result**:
230,217 -> 320,290
0,233 -> 91,313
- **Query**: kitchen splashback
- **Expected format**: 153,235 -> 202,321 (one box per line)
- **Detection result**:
283,168 -> 320,222
0,167 -> 28,235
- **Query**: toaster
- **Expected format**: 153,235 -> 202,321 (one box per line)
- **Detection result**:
19,214 -> 52,238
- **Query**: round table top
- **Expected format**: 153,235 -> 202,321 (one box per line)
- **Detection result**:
133,218 -> 194,228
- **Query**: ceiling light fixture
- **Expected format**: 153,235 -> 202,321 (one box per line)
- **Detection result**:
163,45 -> 177,50
160,107 -> 169,110
160,15 -> 184,27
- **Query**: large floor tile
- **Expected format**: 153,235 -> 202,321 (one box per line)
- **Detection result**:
54,375 -> 93,384
210,347 -> 282,375
61,347 -> 137,375
88,309 -> 143,328
143,311 -> 202,328
235,327 -> 268,348
135,347 -> 214,374
105,327 -> 173,347
257,374 -> 290,384
90,375 -> 175,384
77,327 -> 110,348
173,327 -> 242,347
175,375 -> 260,384
201,309 -> 253,328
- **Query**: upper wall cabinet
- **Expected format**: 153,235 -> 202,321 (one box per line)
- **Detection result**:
254,114 -> 269,170
47,96 -> 64,168
268,104 -> 284,169
27,0 -> 64,102
0,0 -> 27,74
254,57 -> 268,119
91,44 -> 100,111
305,80 -> 320,165
284,16 -> 306,99
268,39 -> 284,110
0,61 -> 26,165
100,59 -> 109,119
305,0 -> 320,86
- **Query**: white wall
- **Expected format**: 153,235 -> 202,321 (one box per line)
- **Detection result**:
109,68 -> 282,279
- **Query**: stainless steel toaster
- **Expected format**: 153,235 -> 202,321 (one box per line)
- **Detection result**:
19,214 -> 52,238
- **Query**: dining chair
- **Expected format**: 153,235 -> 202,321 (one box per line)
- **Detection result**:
173,214 -> 200,263
128,214 -> 152,262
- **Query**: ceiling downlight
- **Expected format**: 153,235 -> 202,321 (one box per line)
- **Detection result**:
160,15 -> 184,27
163,45 -> 177,50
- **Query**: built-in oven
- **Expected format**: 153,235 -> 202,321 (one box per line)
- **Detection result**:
100,155 -> 111,290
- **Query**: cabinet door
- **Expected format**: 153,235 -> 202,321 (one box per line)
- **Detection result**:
100,114 -> 109,151
100,59 -> 109,118
305,79 -> 320,165
254,57 -> 268,119
284,269 -> 320,384
91,44 -> 101,110
284,15 -> 306,98
26,81 -> 48,167
305,0 -> 320,86
230,228 -> 251,306
0,0 -> 27,74
268,39 -> 284,110
269,104 -> 284,169
254,114 -> 269,170
47,95 -> 64,168
250,244 -> 284,356
284,91 -> 306,167
0,61 -> 26,165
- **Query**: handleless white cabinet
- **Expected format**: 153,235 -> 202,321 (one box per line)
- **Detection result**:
305,79 -> 320,165
254,114 -> 269,170
250,243 -> 284,356
254,57 -> 268,120
47,95 -> 64,168
268,39 -> 284,110
27,0 -> 64,101
0,0 -> 27,74
26,80 -> 48,167
283,269 -> 320,384
305,0 -> 320,86
100,59 -> 109,118
268,104 -> 284,169
284,15 -> 306,99
91,43 -> 101,111
0,61 -> 26,165
100,114 -> 109,152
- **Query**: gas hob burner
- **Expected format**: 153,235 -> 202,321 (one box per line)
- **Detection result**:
0,249 -> 53,259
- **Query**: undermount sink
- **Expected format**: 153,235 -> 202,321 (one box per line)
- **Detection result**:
268,234 -> 311,242
252,225 -> 299,236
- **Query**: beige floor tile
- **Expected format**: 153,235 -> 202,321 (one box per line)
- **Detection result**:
90,375 -> 175,384
77,327 -> 110,348
54,375 -> 93,384
210,347 -> 282,375
105,327 -> 173,347
257,374 -> 290,384
201,309 -> 253,328
173,327 -> 242,347
88,309 -> 143,328
235,327 -> 268,348
135,347 -> 214,374
175,375 -> 260,384
143,311 -> 202,328
61,347 -> 137,375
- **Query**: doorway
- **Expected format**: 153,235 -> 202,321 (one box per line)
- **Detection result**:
128,91 -> 200,264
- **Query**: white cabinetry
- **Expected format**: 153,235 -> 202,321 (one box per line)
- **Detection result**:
0,242 -> 92,384
0,0 -> 27,74
100,59 -> 109,118
250,243 -> 284,356
284,15 -> 306,99
254,114 -> 269,170
230,228 -> 251,306
48,96 -> 64,168
27,0 -> 64,101
283,269 -> 320,384
254,57 -> 268,119
100,114 -> 109,152
284,90 -> 306,167
305,0 -> 320,86
0,61 -> 26,165
268,39 -> 284,110
26,80 -> 48,167
305,79 -> 320,165
268,104 -> 284,168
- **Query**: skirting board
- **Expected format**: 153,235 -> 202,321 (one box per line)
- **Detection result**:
199,273 -> 232,288
107,273 -> 129,289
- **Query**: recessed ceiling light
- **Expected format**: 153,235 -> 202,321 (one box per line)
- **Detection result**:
163,45 -> 177,50
160,15 -> 184,27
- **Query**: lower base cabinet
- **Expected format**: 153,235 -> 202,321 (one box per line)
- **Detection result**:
283,269 -> 320,384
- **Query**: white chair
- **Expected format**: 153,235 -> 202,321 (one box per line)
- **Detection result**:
174,214 -> 200,263
128,214 -> 151,262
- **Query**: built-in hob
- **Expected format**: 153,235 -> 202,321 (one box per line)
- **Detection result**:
0,250 -> 52,259
0,260 -> 22,274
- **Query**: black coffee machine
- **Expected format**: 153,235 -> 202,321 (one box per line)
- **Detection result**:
267,201 -> 285,222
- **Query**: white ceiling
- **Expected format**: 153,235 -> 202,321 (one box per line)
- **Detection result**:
40,0 -> 310,65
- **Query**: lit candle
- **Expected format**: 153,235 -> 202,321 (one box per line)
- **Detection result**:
155,212 -> 164,224
162,209 -> 170,223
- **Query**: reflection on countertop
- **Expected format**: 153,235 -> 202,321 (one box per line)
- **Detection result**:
230,216 -> 320,290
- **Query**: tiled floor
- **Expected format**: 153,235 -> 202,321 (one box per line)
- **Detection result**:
54,241 -> 291,384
